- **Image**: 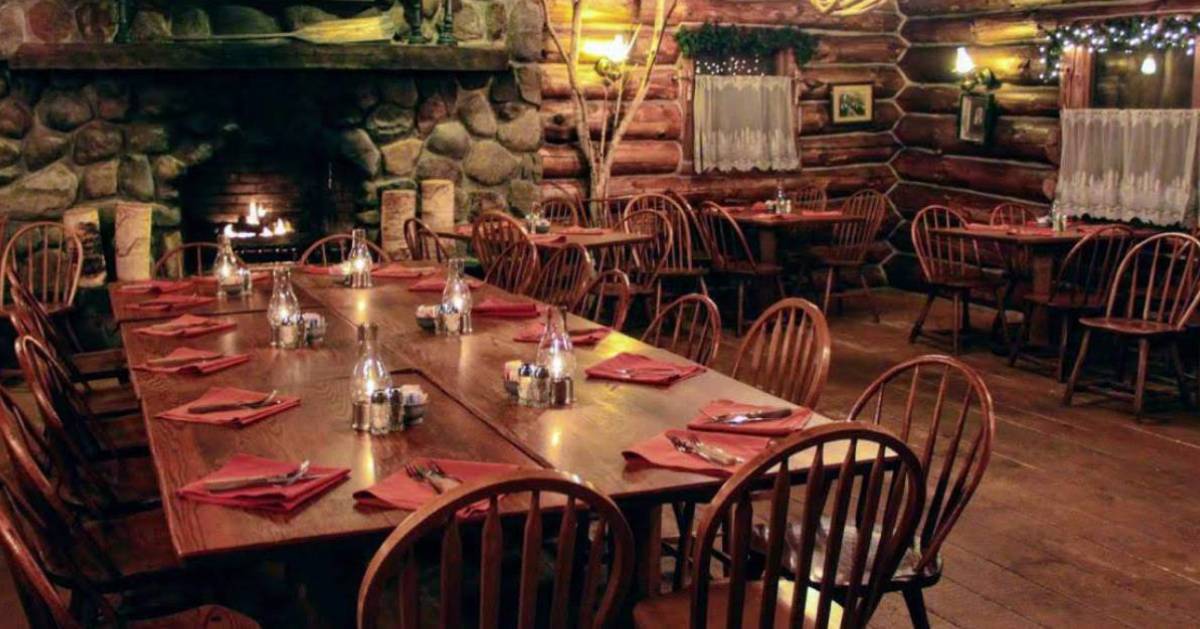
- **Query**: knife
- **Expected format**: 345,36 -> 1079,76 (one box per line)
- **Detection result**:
203,460 -> 312,492
146,353 -> 224,368
706,406 -> 795,424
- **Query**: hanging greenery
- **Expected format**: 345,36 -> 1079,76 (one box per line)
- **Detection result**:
1040,15 -> 1200,81
675,23 -> 818,67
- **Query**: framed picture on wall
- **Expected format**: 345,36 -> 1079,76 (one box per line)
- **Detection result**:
957,92 -> 995,144
831,84 -> 874,124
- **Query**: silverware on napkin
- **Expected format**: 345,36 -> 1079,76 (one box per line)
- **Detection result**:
405,461 -> 462,494
203,460 -> 313,493
666,435 -> 744,467
187,390 -> 279,415
146,353 -> 224,368
706,406 -> 795,425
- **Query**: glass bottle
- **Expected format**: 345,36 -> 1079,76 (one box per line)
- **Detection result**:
351,323 -> 392,432
267,267 -> 300,348
536,307 -> 576,381
212,234 -> 245,297
348,228 -> 374,288
441,257 -> 473,334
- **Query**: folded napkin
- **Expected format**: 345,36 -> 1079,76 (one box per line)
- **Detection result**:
799,211 -> 844,219
409,276 -> 484,292
117,280 -> 194,295
373,264 -> 438,279
353,458 -> 521,516
455,225 -> 473,236
297,264 -> 346,275
622,429 -> 770,477
134,347 -> 250,375
686,399 -> 812,437
750,201 -> 769,213
513,322 -> 611,346
585,352 -> 706,386
529,233 -> 567,245
157,387 -> 300,427
963,223 -> 1012,233
559,226 -> 608,235
473,297 -> 542,318
129,294 -> 215,312
135,314 -> 237,339
178,454 -> 349,513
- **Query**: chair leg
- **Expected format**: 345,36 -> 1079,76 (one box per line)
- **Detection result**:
1064,329 -> 1093,406
992,286 -> 1011,347
951,291 -> 962,356
1133,338 -> 1151,420
1170,340 -> 1193,409
736,280 -> 746,337
822,268 -> 835,314
1056,314 -> 1072,383
901,586 -> 932,629
1008,301 -> 1031,367
961,290 -> 972,334
697,276 -> 709,297
774,274 -> 786,300
858,270 -> 880,323
671,501 -> 695,591
910,290 -> 936,344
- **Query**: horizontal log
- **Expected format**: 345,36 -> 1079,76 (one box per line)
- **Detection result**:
896,84 -> 1060,116
898,0 -> 1200,18
658,0 -> 903,30
892,148 -> 1056,201
801,99 -> 902,135
900,44 -> 1046,85
543,25 -> 680,65
799,131 -> 901,167
800,65 -> 907,100
903,15 -> 1039,45
603,162 -> 900,199
540,140 -> 682,178
541,99 -> 683,142
889,181 -> 1048,225
541,64 -> 678,100
546,0 -> 633,25
812,34 -> 908,65
893,113 -> 1060,164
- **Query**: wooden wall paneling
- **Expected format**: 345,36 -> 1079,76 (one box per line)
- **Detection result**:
541,141 -> 683,178
896,84 -> 1060,116
800,132 -> 902,167
541,65 -> 678,100
900,44 -> 1047,85
1059,46 -> 1093,109
801,99 -> 903,135
541,100 -> 684,142
893,113 -> 1060,163
892,148 -> 1056,202
648,0 -> 904,31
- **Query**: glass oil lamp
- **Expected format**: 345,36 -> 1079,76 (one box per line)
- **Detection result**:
347,228 -> 374,289
536,307 -> 576,406
212,234 -> 246,297
439,257 -> 473,335
267,266 -> 301,348
351,323 -> 392,433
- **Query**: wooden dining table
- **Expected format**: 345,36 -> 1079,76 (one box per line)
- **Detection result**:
117,262 -> 847,602
434,223 -> 651,253
109,276 -> 321,324
724,208 -> 860,266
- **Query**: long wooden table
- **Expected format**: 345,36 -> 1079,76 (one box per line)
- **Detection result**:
119,265 -> 841,598
109,278 -> 321,324
434,224 -> 650,253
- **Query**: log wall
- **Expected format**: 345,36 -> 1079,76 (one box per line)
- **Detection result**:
539,0 -> 908,277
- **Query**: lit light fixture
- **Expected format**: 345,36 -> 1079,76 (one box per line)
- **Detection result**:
809,0 -> 888,17
1141,53 -> 1158,74
954,46 -> 1000,92
954,47 -> 976,74
585,34 -> 633,82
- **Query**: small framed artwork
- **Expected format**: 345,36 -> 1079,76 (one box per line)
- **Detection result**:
831,84 -> 874,125
957,92 -> 995,144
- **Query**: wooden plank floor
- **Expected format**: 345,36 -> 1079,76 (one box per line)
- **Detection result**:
3,287 -> 1199,627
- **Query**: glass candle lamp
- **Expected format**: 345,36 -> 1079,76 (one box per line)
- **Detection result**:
212,234 -> 246,297
267,267 -> 301,348
536,307 -> 576,405
347,228 -> 374,288
440,258 -> 473,335
351,323 -> 392,432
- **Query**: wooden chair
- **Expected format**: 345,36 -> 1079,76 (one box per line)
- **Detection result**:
695,201 -> 786,335
471,211 -> 533,274
809,190 -> 888,321
0,221 -> 82,319
0,475 -> 251,629
528,243 -> 594,308
909,205 -> 1010,355
153,242 -> 238,279
299,233 -> 391,267
634,423 -> 926,629
640,293 -> 722,367
482,239 -> 540,295
357,469 -> 634,629
624,193 -> 708,307
1064,232 -> 1200,420
402,218 -> 448,263
536,197 -> 583,226
8,272 -> 135,417
731,298 -> 832,408
613,210 -> 674,316
988,202 -> 1038,226
1009,225 -> 1136,381
790,184 -> 828,213
582,196 -> 633,228
571,269 -> 633,332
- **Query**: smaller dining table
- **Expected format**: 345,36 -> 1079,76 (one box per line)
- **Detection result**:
434,223 -> 650,253
723,208 -> 860,266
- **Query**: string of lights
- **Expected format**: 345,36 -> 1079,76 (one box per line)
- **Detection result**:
694,55 -> 771,76
1041,15 -> 1200,81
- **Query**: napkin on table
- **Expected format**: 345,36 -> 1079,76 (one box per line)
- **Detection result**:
133,347 -> 250,375
685,399 -> 812,437
135,314 -> 236,339
353,458 -> 521,517
157,387 -> 300,427
622,429 -> 770,477
473,297 -> 542,318
513,322 -> 610,346
129,294 -> 215,312
585,352 -> 705,386
178,453 -> 348,513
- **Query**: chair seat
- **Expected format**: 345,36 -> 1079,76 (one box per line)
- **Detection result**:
1022,292 -> 1105,311
1078,316 -> 1180,336
928,273 -> 1006,290
720,260 -> 783,276
86,383 -> 141,417
80,508 -> 182,583
131,605 -> 260,629
633,579 -> 840,628
93,453 -> 161,509
74,348 -> 129,380
94,412 -> 150,454
808,246 -> 865,268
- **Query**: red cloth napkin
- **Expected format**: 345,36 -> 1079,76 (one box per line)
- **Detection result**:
374,264 -> 438,279
585,352 -> 705,386
686,400 -> 812,437
622,429 -> 770,477
189,270 -> 270,286
117,280 -> 194,295
178,454 -> 349,513
408,276 -> 484,292
559,226 -> 608,235
964,223 -> 1011,232
473,297 -> 542,318
799,211 -> 844,219
454,225 -> 473,236
750,201 -> 769,213
513,322 -> 611,346
157,387 -> 300,427
353,458 -> 522,516
133,347 -> 250,375
129,294 -> 215,312
297,264 -> 346,275
135,314 -> 237,339
529,233 -> 567,245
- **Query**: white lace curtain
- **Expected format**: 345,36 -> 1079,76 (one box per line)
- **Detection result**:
1057,109 -> 1200,226
693,75 -> 799,173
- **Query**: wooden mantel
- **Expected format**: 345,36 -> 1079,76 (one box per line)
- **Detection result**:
10,43 -> 511,72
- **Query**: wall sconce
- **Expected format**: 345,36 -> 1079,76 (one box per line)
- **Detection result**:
954,47 -> 1000,92
1141,53 -> 1158,75
584,35 -> 632,82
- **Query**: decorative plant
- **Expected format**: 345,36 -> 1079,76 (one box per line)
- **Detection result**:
539,0 -> 678,212
675,23 -> 818,66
